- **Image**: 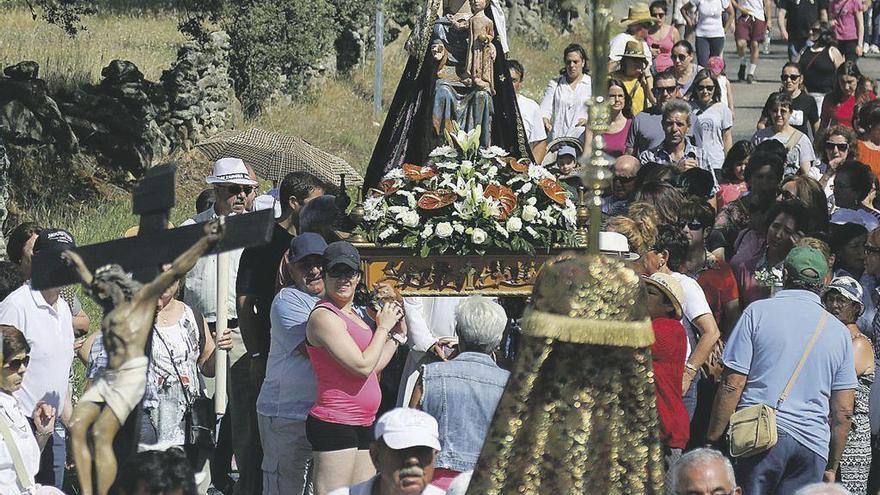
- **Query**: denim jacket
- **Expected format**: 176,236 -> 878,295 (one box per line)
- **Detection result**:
420,352 -> 510,472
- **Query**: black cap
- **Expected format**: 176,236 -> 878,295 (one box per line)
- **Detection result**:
322,241 -> 360,271
33,228 -> 76,254
290,233 -> 328,263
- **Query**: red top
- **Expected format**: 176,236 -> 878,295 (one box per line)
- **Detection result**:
824,95 -> 856,128
651,318 -> 690,449
695,258 -> 740,330
307,301 -> 381,426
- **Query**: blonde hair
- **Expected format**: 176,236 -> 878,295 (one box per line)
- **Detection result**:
606,210 -> 658,256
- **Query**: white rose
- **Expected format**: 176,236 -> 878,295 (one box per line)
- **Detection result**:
522,205 -> 539,222
401,210 -> 421,228
526,197 -> 537,206
421,224 -> 434,239
436,222 -> 454,238
453,222 -> 465,234
506,216 -> 523,232
471,228 -> 488,245
518,182 -> 532,194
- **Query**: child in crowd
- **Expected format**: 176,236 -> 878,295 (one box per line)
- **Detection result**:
643,273 -> 690,466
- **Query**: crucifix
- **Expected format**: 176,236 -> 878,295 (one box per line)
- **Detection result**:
31,165 -> 274,495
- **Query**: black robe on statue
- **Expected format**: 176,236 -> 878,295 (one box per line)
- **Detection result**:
362,6 -> 533,193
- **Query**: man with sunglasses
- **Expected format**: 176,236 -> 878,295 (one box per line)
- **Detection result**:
603,155 -> 641,215
625,69 -> 693,157
180,156 -> 258,493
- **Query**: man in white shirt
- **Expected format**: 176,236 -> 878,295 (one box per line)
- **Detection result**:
508,59 -> 547,163
0,228 -> 75,489
181,156 -> 258,493
609,4 -> 657,70
329,408 -> 445,495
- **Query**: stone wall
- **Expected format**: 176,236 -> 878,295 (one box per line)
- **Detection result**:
0,31 -> 238,176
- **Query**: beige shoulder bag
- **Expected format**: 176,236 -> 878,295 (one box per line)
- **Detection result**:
728,311 -> 828,458
0,411 -> 35,491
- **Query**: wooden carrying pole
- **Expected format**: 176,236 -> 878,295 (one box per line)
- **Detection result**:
215,251 -> 229,415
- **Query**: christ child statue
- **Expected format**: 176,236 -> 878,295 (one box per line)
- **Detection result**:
466,0 -> 496,94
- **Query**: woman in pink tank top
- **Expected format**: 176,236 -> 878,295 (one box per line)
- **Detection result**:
304,241 -> 406,495
647,1 -> 680,73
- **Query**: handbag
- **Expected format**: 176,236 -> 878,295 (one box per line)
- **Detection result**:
155,324 -> 216,471
728,311 -> 827,458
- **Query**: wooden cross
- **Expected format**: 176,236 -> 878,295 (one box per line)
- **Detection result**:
30,164 -> 274,476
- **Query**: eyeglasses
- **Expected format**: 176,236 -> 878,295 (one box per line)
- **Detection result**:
4,356 -> 29,370
654,85 -> 678,94
781,74 -> 801,81
697,84 -> 716,92
221,184 -> 255,196
865,244 -> 880,255
825,141 -> 849,151
672,54 -> 688,61
326,266 -> 360,280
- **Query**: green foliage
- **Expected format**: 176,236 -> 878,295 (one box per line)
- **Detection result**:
223,0 -> 336,114
19,0 -> 97,36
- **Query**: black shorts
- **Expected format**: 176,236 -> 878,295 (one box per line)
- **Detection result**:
306,415 -> 373,452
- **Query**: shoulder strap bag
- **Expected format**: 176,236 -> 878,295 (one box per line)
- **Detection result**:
0,411 -> 34,492
155,326 -> 216,471
728,311 -> 828,458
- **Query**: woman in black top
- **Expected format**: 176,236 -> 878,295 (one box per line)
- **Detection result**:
799,22 -> 845,110
757,62 -> 820,140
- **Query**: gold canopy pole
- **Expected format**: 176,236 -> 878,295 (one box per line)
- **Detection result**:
579,0 -> 613,254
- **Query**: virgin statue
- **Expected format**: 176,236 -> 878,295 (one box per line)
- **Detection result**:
363,0 -> 531,191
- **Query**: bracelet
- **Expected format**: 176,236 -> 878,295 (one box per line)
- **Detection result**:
685,362 -> 699,373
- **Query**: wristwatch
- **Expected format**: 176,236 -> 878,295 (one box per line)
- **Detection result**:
389,333 -> 408,346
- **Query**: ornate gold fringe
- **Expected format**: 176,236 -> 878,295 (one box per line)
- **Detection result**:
521,309 -> 655,348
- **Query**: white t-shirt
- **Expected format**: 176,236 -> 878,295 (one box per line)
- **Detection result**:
670,271 -> 712,359
0,283 -> 74,417
737,0 -> 766,21
693,0 -> 731,37
609,33 -> 654,66
517,94 -> 547,144
752,127 -> 817,177
693,102 -> 733,171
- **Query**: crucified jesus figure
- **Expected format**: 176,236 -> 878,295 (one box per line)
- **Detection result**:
64,218 -> 225,495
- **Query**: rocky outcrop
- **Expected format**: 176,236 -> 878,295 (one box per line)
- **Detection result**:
0,31 -> 238,175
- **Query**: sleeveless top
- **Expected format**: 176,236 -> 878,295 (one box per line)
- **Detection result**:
307,301 -> 381,426
603,119 -> 633,158
421,352 -> 510,472
648,27 -> 675,73
801,47 -> 836,94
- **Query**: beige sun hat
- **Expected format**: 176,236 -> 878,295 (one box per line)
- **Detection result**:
621,40 -> 648,60
619,3 -> 658,27
642,272 -> 684,320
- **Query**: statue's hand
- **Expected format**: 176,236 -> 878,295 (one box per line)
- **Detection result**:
489,43 -> 497,60
450,14 -> 470,30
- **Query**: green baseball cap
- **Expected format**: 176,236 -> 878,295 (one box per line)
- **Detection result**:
783,246 -> 829,285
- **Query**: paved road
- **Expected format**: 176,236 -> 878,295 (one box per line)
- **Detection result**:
725,36 -> 880,141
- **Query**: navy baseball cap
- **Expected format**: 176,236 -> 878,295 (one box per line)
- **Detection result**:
322,241 -> 360,271
33,228 -> 76,254
289,233 -> 327,263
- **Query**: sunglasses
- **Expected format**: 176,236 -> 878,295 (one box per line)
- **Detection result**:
697,84 -> 715,92
781,74 -> 801,81
680,220 -> 705,231
4,356 -> 29,370
865,244 -> 880,255
672,54 -> 688,61
221,184 -> 255,195
652,11 -> 666,17
825,141 -> 849,151
654,85 -> 678,94
326,266 -> 360,280
614,175 -> 637,183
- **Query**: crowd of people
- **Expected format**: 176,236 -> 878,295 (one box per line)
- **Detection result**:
5,0 -> 880,493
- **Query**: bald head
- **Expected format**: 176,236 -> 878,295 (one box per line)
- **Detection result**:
612,155 -> 640,200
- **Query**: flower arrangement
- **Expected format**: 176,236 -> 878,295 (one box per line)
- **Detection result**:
359,124 -> 578,256
754,264 -> 784,295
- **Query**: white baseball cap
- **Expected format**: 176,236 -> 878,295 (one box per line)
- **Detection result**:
599,231 -> 640,261
206,157 -> 258,186
374,408 -> 441,451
